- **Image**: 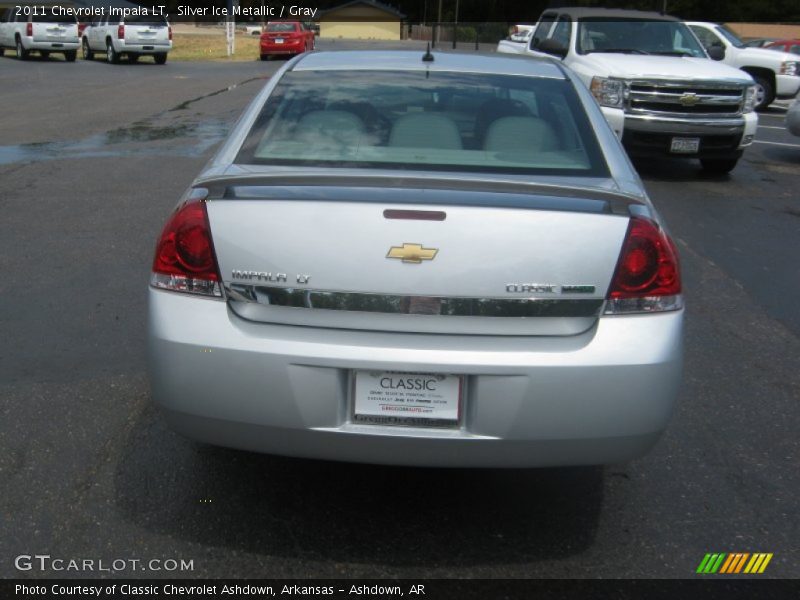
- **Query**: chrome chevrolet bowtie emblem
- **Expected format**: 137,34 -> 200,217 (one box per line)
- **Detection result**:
386,243 -> 438,264
679,93 -> 700,107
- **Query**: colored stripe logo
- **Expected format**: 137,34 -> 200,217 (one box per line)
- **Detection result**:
696,553 -> 773,574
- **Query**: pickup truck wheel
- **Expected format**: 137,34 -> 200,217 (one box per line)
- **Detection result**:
752,75 -> 775,111
16,38 -> 29,60
82,39 -> 94,60
64,50 -> 77,62
700,158 -> 739,174
106,42 -> 119,64
154,53 -> 167,65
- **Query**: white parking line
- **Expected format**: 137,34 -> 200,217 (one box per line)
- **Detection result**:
753,140 -> 800,148
758,125 -> 786,130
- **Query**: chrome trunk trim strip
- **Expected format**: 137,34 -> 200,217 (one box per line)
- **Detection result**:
225,284 -> 604,318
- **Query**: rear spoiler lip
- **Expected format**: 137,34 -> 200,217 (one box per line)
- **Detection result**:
196,172 -> 648,216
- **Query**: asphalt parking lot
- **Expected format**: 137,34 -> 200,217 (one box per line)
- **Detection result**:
1,45 -> 799,579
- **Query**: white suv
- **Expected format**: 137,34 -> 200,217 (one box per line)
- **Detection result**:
82,13 -> 171,64
0,9 -> 79,61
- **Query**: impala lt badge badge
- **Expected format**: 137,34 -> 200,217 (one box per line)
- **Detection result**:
232,271 -> 311,285
386,243 -> 438,264
232,270 -> 288,282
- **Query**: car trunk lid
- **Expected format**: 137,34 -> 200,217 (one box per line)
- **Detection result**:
204,183 -> 634,336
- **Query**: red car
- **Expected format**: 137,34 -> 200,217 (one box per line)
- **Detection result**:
259,21 -> 314,60
765,39 -> 800,55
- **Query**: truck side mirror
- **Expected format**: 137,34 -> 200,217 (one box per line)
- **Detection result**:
707,45 -> 725,61
537,38 -> 568,59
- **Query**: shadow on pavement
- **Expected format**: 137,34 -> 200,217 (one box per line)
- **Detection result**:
114,407 -> 604,567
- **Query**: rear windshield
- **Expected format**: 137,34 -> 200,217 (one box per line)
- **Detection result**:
237,70 -> 608,177
124,15 -> 168,25
32,14 -> 77,24
266,23 -> 298,32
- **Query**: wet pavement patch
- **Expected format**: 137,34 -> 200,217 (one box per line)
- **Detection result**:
106,123 -> 194,143
0,75 -> 265,167
0,119 -> 231,166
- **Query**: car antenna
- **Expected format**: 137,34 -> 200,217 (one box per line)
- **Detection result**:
422,43 -> 434,62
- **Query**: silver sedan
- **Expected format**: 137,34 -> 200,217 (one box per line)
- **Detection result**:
148,50 -> 683,467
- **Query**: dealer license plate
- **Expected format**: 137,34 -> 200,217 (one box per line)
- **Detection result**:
352,371 -> 462,428
670,137 -> 700,154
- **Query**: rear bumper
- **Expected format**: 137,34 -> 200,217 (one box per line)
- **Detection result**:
26,39 -> 79,51
148,289 -> 684,467
117,41 -> 171,54
260,41 -> 305,54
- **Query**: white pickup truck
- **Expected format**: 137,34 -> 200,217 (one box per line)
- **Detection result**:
0,9 -> 79,61
687,22 -> 800,109
498,8 -> 759,174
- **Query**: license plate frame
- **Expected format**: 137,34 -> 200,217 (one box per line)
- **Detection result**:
351,371 -> 464,428
670,136 -> 701,154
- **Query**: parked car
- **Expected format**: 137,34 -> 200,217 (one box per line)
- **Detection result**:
509,24 -> 536,43
787,98 -> 800,137
77,18 -> 90,38
259,21 -> 314,60
498,8 -> 758,173
0,10 -> 79,61
510,29 -> 534,44
148,50 -> 684,468
687,22 -> 800,109
82,13 -> 171,64
764,39 -> 800,56
244,24 -> 262,36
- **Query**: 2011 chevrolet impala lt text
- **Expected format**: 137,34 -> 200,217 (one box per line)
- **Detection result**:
147,50 -> 684,468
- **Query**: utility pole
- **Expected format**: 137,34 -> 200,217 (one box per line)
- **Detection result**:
452,0 -> 459,49
436,0 -> 442,44
226,0 -> 237,56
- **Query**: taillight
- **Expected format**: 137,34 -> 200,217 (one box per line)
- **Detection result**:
604,216 -> 682,314
151,188 -> 222,298
26,22 -> 32,36
118,24 -> 124,39
168,25 -> 172,41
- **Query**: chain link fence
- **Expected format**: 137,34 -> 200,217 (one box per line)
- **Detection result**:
408,22 -> 510,50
